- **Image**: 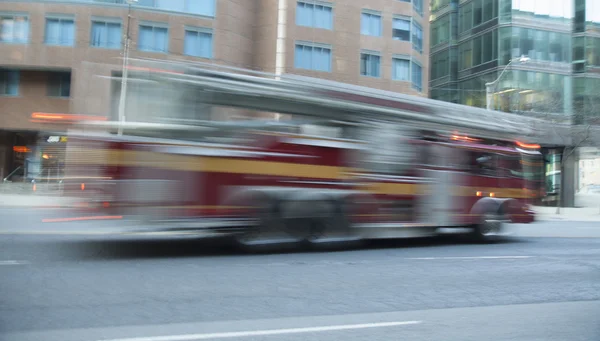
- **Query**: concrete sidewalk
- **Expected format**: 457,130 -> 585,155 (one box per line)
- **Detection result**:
532,206 -> 600,222
0,193 -> 78,208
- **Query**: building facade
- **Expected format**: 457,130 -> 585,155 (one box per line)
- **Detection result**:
430,0 -> 599,124
0,0 -> 430,180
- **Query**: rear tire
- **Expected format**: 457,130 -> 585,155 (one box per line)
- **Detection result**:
471,213 -> 503,243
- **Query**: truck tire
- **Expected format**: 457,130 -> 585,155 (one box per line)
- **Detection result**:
306,200 -> 362,249
234,195 -> 300,252
471,213 -> 503,243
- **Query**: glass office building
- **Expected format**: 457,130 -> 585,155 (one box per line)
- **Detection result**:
429,0 -> 600,124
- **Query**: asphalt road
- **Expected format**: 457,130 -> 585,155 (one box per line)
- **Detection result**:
1,208 -> 600,341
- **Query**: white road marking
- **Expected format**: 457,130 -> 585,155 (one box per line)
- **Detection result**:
97,320 -> 422,341
407,256 -> 534,260
0,260 -> 29,265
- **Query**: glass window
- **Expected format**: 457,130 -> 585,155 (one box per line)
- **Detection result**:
184,28 -> 212,58
519,28 -> 534,60
473,36 -> 482,65
361,12 -> 382,36
139,0 -> 215,17
573,36 -> 585,62
0,14 -> 29,43
47,72 -> 71,98
431,15 -> 450,46
533,30 -> 548,61
360,52 -> 381,77
587,37 -> 600,67
156,0 -> 185,12
431,50 -> 449,80
499,0 -> 511,22
413,0 -> 423,16
392,17 -> 410,41
392,58 -> 410,81
296,2 -> 333,30
574,0 -> 585,32
412,21 -> 423,53
473,0 -> 483,26
294,43 -> 332,72
138,24 -> 168,53
90,20 -> 121,49
459,40 -> 473,70
0,69 -> 19,96
45,17 -> 75,46
411,61 -> 422,92
483,0 -> 494,22
460,2 -> 472,33
188,0 -> 215,17
482,31 -> 493,63
549,32 -> 564,62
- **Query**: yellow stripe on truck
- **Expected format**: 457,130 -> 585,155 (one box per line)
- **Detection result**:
67,148 -> 531,199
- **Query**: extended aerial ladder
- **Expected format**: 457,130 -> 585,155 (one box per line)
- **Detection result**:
110,57 -> 545,144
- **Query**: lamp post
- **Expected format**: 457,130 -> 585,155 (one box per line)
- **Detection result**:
485,55 -> 530,111
117,0 -> 137,135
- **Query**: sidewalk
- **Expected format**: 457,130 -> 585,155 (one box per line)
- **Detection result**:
532,206 -> 600,222
0,193 -> 78,209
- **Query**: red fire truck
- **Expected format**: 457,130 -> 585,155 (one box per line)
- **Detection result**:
58,59 -> 543,246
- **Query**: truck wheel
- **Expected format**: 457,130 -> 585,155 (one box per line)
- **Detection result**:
234,198 -> 300,252
306,200 -> 362,249
471,213 -> 503,243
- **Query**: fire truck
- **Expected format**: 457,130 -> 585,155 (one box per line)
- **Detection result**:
58,59 -> 543,247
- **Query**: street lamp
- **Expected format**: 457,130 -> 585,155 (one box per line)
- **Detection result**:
117,0 -> 138,135
485,55 -> 530,111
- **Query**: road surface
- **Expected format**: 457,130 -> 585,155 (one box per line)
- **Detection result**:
1,207 -> 599,341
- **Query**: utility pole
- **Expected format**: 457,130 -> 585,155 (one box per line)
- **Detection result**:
117,0 -> 137,135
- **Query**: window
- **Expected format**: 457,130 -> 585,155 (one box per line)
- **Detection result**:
459,2 -> 472,33
413,0 -> 423,16
138,0 -> 216,17
0,70 -> 19,96
392,17 -> 410,41
184,28 -> 213,58
138,23 -> 168,53
473,0 -> 482,26
392,58 -> 410,81
473,36 -> 482,65
482,31 -> 493,63
45,17 -> 75,46
361,11 -> 381,36
411,61 -> 422,92
431,15 -> 449,46
360,51 -> 380,77
412,21 -> 423,53
47,72 -> 71,98
90,20 -> 121,49
0,14 -> 29,43
294,43 -> 332,72
296,1 -> 333,29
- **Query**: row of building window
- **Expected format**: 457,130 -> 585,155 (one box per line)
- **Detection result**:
459,0 -> 498,34
294,43 -> 423,92
0,14 -> 213,58
0,70 -> 70,97
296,1 -> 424,53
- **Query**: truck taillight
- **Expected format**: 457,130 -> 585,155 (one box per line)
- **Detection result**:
81,183 -> 85,191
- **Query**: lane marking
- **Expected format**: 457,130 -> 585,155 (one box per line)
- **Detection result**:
97,320 -> 422,341
407,256 -> 534,260
0,260 -> 29,265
